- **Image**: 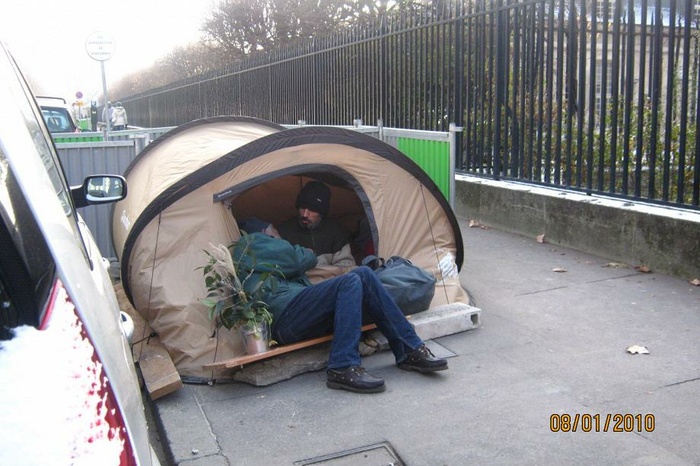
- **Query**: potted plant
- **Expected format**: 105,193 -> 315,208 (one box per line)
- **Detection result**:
198,242 -> 278,354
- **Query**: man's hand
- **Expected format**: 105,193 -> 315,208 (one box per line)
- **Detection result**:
263,224 -> 281,239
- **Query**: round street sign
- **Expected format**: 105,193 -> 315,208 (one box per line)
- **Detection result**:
85,31 -> 115,61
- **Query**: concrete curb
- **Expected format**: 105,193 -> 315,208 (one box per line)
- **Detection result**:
455,175 -> 700,280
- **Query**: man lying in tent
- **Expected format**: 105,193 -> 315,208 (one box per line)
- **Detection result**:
275,181 -> 356,270
230,229 -> 448,394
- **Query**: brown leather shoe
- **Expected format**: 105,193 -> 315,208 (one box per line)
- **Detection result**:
326,366 -> 386,393
398,345 -> 448,373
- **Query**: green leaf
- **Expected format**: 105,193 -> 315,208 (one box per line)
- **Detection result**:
200,240 -> 275,330
200,298 -> 217,307
214,299 -> 227,316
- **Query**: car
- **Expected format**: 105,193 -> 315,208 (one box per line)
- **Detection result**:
37,95 -> 80,133
0,41 -> 160,465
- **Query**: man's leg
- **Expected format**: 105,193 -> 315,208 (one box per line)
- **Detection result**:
349,267 -> 421,361
350,266 -> 448,372
273,274 -> 363,370
272,274 -> 385,393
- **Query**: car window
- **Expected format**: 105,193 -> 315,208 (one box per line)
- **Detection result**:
2,48 -> 88,262
41,107 -> 76,133
0,196 -> 56,337
34,134 -> 89,262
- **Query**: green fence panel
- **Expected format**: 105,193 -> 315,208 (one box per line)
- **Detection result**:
397,137 -> 450,201
53,134 -> 104,143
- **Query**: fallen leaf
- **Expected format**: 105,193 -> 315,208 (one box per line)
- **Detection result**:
603,262 -> 629,269
552,267 -> 567,273
468,219 -> 490,230
536,234 -> 547,243
690,278 -> 700,286
635,265 -> 652,273
626,345 -> 650,355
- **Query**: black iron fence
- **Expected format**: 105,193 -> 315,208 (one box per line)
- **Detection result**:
122,0 -> 700,210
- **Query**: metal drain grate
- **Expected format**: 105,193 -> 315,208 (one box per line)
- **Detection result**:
294,441 -> 404,466
424,340 -> 456,359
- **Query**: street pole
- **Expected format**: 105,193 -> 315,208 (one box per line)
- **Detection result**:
85,31 -> 115,135
101,61 -> 110,133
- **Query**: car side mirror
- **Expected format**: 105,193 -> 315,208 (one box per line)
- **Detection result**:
71,175 -> 127,208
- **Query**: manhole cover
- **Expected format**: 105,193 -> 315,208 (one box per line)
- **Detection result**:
294,442 -> 404,465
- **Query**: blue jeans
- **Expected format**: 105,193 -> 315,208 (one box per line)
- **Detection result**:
272,266 -> 424,370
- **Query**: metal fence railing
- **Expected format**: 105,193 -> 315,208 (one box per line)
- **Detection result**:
118,0 -> 699,210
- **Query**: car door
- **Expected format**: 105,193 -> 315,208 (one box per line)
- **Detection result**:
0,41 -> 159,465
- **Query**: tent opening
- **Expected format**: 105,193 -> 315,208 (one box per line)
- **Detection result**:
224,173 -> 377,265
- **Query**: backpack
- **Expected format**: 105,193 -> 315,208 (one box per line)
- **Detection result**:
362,255 -> 436,315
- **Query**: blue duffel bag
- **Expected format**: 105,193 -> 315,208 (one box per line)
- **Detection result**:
362,255 -> 436,315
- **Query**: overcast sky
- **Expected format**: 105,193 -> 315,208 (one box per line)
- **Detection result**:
1,0 -> 213,104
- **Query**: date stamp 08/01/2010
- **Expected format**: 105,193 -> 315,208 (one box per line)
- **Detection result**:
550,413 -> 655,433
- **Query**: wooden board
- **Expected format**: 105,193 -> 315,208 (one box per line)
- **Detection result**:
203,323 -> 377,371
114,283 -> 183,400
134,331 -> 183,400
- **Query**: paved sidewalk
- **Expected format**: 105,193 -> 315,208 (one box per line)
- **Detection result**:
148,218 -> 700,465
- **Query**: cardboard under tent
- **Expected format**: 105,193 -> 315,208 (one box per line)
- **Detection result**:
112,116 -> 477,382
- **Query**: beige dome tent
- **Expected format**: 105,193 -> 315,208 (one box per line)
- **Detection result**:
112,116 -> 471,381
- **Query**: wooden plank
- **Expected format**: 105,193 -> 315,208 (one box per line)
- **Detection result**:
114,283 -> 183,400
203,323 -> 377,371
137,334 -> 183,400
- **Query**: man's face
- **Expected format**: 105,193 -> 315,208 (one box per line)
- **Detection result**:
297,207 -> 322,230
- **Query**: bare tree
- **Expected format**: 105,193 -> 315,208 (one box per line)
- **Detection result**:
111,0 -> 431,97
160,43 -> 226,77
202,0 -> 274,57
200,0 -> 383,57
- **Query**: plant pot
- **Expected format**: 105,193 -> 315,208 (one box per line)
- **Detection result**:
239,322 -> 270,355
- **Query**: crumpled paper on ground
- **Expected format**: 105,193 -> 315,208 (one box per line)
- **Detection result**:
626,345 -> 650,355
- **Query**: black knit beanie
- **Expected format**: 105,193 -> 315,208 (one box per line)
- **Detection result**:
295,181 -> 331,216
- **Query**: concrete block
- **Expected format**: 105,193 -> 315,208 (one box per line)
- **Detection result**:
410,303 -> 482,341
232,345 -> 329,386
366,304 -> 481,347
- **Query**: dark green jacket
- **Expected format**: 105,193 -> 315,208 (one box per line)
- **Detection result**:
230,233 -> 317,321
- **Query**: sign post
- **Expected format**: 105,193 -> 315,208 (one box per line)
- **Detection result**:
74,91 -> 84,120
85,31 -> 115,132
